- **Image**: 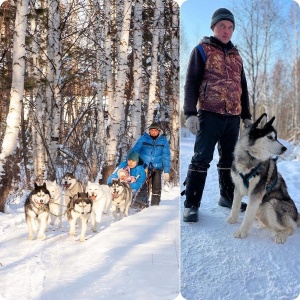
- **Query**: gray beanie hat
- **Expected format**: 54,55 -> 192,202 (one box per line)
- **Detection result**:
210,8 -> 235,30
149,122 -> 161,131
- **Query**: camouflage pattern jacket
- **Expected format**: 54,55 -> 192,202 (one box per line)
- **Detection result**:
184,36 -> 251,120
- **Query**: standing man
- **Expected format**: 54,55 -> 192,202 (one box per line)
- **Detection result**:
131,122 -> 171,208
183,8 -> 252,223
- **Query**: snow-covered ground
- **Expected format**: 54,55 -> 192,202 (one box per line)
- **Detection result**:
180,128 -> 300,300
0,187 -> 179,300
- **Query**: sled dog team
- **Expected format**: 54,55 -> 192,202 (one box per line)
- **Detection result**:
25,114 -> 300,244
24,173 -> 132,242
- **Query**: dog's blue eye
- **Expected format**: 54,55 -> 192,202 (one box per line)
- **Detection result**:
267,136 -> 273,140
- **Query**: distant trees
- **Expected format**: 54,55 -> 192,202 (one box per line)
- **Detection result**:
231,0 -> 300,142
0,0 -> 179,212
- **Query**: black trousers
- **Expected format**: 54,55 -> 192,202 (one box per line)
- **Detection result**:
191,110 -> 240,170
136,169 -> 162,205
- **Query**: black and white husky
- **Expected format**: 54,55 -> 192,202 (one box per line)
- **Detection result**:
109,179 -> 132,220
67,192 -> 92,242
227,113 -> 300,243
24,183 -> 51,240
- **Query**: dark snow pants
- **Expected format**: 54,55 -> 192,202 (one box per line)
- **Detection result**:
136,169 -> 162,205
191,110 -> 240,170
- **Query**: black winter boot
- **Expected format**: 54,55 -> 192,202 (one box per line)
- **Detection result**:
183,165 -> 207,222
218,168 -> 247,212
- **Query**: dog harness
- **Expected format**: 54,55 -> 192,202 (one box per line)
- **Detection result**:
239,158 -> 278,193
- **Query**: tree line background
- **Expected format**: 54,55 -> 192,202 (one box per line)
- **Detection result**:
181,0 -> 300,144
0,0 -> 179,212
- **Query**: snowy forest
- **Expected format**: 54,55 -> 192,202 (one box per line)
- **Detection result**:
0,0 -> 179,212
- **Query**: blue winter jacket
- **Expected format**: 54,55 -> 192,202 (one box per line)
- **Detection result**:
107,161 -> 146,190
131,132 -> 171,173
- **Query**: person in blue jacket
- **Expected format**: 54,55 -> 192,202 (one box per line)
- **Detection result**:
131,122 -> 171,208
107,151 -> 146,195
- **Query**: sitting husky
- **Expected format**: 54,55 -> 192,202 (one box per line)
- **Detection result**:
85,181 -> 112,232
45,180 -> 64,228
67,192 -> 92,242
109,179 -> 132,220
24,183 -> 51,240
227,113 -> 300,243
62,172 -> 84,207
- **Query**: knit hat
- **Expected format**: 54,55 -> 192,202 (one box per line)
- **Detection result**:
127,151 -> 139,162
210,8 -> 235,30
149,122 -> 161,131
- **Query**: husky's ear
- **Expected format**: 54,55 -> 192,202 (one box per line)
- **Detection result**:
252,113 -> 267,130
34,182 -> 38,188
265,116 -> 275,128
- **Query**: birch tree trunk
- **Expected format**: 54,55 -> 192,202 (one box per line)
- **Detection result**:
0,0 -> 29,212
48,0 -> 62,179
146,0 -> 162,127
169,2 -> 179,185
103,0 -> 132,181
92,0 -> 106,181
130,0 -> 143,143
29,6 -> 46,182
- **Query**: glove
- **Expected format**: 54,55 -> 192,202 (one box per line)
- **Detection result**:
243,119 -> 252,128
163,173 -> 170,182
186,115 -> 199,135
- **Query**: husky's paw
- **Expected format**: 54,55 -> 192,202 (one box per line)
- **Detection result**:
79,236 -> 86,242
233,228 -> 248,239
28,234 -> 34,240
227,215 -> 238,224
92,227 -> 98,233
70,232 -> 75,238
274,233 -> 288,244
37,234 -> 46,240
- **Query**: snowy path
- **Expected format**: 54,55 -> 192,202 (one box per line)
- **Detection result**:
0,188 -> 179,300
180,134 -> 300,300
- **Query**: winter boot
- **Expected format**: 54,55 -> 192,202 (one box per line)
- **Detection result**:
151,193 -> 160,205
182,165 -> 207,223
218,168 -> 247,212
151,170 -> 162,206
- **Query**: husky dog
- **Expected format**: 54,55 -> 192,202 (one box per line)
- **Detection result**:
67,192 -> 92,242
45,180 -> 64,228
62,172 -> 84,207
24,183 -> 51,240
227,113 -> 300,243
85,181 -> 112,232
109,179 -> 132,220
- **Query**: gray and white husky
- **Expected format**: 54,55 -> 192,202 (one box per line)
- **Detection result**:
109,179 -> 132,220
227,113 -> 300,243
62,172 -> 84,207
24,183 -> 51,240
67,192 -> 92,242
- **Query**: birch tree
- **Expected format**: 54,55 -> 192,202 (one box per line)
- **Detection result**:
169,1 -> 179,185
146,0 -> 162,126
103,0 -> 132,181
48,0 -> 62,179
0,0 -> 29,212
130,0 -> 143,143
